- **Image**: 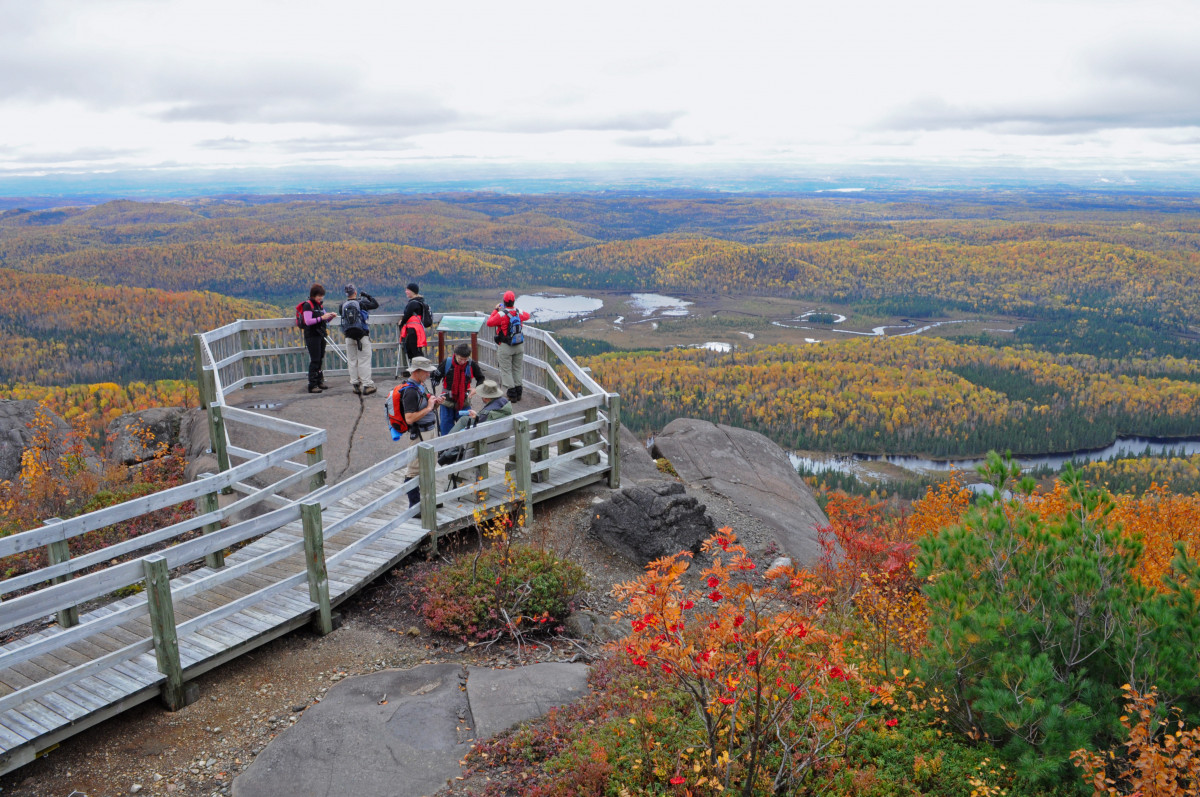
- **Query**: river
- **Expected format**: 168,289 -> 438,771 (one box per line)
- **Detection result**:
790,435 -> 1200,479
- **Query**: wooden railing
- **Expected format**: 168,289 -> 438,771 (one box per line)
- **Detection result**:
0,313 -> 618,765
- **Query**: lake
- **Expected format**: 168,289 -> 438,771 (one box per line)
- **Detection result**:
515,293 -> 603,322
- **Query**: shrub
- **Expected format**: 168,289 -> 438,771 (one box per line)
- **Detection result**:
916,454 -> 1200,791
1073,687 -> 1200,796
419,545 -> 586,640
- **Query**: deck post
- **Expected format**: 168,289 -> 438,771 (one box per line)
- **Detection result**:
583,406 -> 601,466
607,394 -> 622,489
300,502 -> 334,636
194,475 -> 225,569
473,437 -> 490,501
209,404 -> 231,480
43,519 -> 79,628
418,443 -> 439,552
143,554 -> 194,710
513,418 -> 534,525
306,442 -> 326,492
193,335 -> 220,460
239,329 -> 253,388
531,420 -> 550,484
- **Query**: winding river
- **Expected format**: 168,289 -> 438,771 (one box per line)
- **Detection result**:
791,435 -> 1200,478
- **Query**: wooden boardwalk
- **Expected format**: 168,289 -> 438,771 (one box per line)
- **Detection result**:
0,317 -> 618,775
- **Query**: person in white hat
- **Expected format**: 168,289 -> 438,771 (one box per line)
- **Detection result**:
388,356 -> 443,512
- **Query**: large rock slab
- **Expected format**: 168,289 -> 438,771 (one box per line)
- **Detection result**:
589,481 -> 716,565
234,662 -> 592,797
653,418 -> 828,567
467,663 -> 589,738
0,400 -> 74,481
619,423 -> 663,486
234,663 -> 471,797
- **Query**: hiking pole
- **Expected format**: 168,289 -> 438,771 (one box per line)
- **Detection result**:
324,335 -> 349,364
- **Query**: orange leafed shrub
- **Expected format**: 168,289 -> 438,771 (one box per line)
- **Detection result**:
1073,687 -> 1200,796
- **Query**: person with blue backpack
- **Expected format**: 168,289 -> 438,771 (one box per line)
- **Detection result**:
486,290 -> 531,403
338,283 -> 380,395
433,342 -> 485,435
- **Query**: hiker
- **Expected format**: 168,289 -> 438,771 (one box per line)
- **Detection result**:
387,356 -> 442,512
398,282 -> 432,367
433,343 -> 485,435
298,283 -> 336,394
447,379 -> 512,434
339,283 -> 380,395
486,290 -> 531,403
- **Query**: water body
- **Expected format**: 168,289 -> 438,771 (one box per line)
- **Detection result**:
631,293 -> 693,317
695,342 -> 733,352
773,318 -> 978,337
516,293 -> 603,322
791,435 -> 1200,478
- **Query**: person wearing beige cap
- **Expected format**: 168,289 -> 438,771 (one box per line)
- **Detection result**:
386,356 -> 442,512
447,379 -> 512,435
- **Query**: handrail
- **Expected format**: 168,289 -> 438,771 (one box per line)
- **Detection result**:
0,311 -> 619,768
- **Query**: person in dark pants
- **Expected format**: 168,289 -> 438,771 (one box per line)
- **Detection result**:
299,283 -> 336,393
433,343 -> 485,435
398,282 -> 431,365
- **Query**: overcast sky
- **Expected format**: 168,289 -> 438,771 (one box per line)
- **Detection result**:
1,0 -> 1198,179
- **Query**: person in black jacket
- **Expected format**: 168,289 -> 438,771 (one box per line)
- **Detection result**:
299,283 -> 336,393
433,343 -> 485,435
338,283 -> 380,395
398,282 -> 430,364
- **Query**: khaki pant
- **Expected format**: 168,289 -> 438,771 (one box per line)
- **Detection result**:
346,337 -> 373,388
404,427 -> 437,479
496,343 -> 524,390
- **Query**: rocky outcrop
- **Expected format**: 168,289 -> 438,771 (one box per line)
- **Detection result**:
652,418 -> 828,567
0,400 -> 74,481
589,481 -> 716,566
618,423 -> 663,486
106,407 -> 192,466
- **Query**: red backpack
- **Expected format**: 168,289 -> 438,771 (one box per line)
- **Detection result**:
294,300 -> 310,329
386,381 -> 421,433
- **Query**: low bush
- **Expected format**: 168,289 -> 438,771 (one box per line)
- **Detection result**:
419,545 -> 586,640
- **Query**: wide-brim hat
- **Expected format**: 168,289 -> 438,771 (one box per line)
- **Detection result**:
476,380 -> 504,399
408,356 -> 436,373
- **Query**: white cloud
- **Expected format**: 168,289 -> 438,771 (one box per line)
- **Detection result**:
0,0 -> 1198,175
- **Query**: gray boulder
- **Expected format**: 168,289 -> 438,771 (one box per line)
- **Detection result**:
652,418 -> 828,567
106,407 -> 190,466
589,481 -> 716,565
0,400 -> 74,482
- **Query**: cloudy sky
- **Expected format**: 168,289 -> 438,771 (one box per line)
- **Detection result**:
1,0 -> 1198,179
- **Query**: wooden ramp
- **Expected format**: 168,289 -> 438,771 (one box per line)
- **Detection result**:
0,318 -> 619,776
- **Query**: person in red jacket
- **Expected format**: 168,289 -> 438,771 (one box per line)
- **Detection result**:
486,290 -> 531,402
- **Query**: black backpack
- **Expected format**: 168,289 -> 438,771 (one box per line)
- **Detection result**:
419,299 -> 434,328
341,300 -> 367,341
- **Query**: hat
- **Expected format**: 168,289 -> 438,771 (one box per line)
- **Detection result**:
343,283 -> 357,297
476,380 -> 503,399
406,282 -> 420,294
503,290 -> 516,304
453,342 -> 471,357
408,356 -> 435,374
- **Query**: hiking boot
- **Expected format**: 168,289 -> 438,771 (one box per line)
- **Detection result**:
308,385 -> 322,394
514,386 -> 524,402
506,387 -> 518,403
362,385 -> 377,395
352,384 -> 361,395
407,487 -> 421,518
317,382 -> 330,390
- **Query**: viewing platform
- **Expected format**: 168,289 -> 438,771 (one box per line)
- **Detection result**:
0,312 -> 620,775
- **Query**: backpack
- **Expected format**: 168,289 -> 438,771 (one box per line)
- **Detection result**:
504,308 -> 525,345
294,300 -> 311,329
419,299 -> 434,328
341,299 -> 367,341
386,381 -> 423,435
